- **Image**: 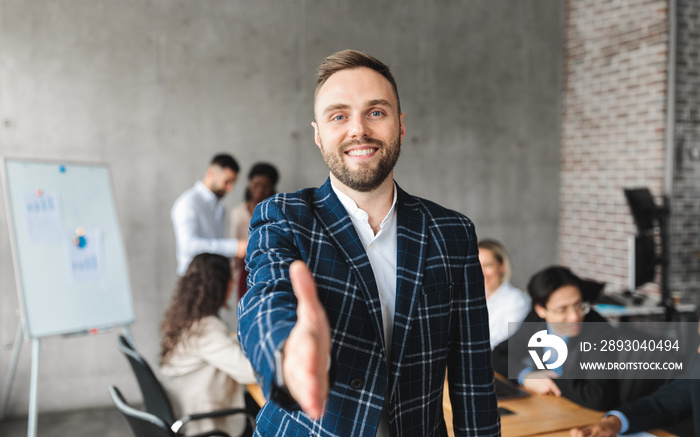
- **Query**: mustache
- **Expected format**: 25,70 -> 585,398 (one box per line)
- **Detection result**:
340,137 -> 385,150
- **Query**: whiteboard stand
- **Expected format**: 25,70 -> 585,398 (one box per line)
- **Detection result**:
0,321 -> 39,437
0,320 -> 24,421
0,319 -> 134,437
28,336 -> 40,437
1,158 -> 136,437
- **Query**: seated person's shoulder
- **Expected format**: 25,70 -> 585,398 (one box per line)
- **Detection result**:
500,283 -> 531,306
584,309 -> 608,323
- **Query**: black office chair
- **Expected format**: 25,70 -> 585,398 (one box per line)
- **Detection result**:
109,385 -> 231,437
117,335 -> 255,436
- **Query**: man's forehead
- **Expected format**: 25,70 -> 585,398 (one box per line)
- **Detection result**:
315,67 -> 397,112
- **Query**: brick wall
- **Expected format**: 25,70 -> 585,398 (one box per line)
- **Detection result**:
561,0 -> 669,291
670,0 -> 700,303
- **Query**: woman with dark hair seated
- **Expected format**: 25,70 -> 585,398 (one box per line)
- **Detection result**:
160,253 -> 257,436
492,265 -> 620,411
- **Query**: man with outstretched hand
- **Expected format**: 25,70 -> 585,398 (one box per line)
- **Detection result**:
238,49 -> 499,437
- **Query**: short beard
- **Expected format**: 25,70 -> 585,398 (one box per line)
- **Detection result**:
321,136 -> 401,192
211,188 -> 226,199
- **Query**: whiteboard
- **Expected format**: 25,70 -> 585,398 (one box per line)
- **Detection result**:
2,158 -> 134,338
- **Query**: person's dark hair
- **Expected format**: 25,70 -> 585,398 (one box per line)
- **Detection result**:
160,253 -> 231,365
244,162 -> 279,202
249,162 -> 279,185
527,266 -> 582,308
210,153 -> 240,173
315,49 -> 401,114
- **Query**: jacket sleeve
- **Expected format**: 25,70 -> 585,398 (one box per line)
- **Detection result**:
491,337 -> 510,377
617,355 -> 700,434
618,378 -> 692,433
236,199 -> 301,408
555,378 -> 620,411
447,225 -> 501,436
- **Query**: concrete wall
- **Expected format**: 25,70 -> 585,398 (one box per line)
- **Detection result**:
0,0 -> 563,414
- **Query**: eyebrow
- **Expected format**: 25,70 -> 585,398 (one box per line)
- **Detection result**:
368,99 -> 392,108
550,300 -> 584,310
321,103 -> 351,115
321,99 -> 394,115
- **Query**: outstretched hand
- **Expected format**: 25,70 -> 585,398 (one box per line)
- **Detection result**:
282,260 -> 331,420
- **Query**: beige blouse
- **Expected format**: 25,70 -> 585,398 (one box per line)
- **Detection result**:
160,316 -> 256,436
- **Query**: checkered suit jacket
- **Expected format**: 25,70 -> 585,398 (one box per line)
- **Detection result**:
238,179 -> 500,436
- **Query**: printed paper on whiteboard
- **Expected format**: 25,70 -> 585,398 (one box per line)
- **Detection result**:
67,229 -> 104,281
24,190 -> 63,243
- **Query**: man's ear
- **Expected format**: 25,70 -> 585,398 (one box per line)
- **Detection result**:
311,121 -> 322,149
534,304 -> 547,320
204,166 -> 215,181
399,113 -> 406,142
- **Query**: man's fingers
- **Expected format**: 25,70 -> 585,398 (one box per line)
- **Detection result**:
543,378 -> 562,396
284,260 -> 331,420
285,335 -> 325,420
290,260 -> 319,308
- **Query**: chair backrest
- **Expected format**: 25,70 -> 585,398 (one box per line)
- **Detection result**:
118,335 -> 176,424
109,386 -> 173,437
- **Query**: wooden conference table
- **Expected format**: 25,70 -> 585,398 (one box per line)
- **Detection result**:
249,381 -> 675,436
443,377 -> 676,437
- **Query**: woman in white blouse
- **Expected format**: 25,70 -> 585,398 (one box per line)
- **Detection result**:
478,239 -> 531,349
160,253 -> 257,436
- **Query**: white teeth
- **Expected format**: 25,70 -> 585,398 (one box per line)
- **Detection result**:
346,148 -> 375,156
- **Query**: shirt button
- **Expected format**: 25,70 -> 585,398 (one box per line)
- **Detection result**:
369,243 -> 375,250
351,378 -> 364,390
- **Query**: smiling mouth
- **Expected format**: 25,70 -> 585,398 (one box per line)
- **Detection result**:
346,148 -> 378,157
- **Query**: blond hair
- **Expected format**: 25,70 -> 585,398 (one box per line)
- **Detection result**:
478,239 -> 512,284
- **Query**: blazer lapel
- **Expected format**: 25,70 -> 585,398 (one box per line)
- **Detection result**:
389,186 -> 428,393
312,178 -> 387,355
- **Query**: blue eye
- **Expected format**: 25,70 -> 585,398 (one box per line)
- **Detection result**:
371,111 -> 383,117
332,115 -> 345,121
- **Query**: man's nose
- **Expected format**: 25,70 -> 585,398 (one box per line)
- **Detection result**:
348,116 -> 370,138
566,311 -> 581,322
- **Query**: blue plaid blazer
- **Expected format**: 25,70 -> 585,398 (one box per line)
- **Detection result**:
238,179 -> 499,436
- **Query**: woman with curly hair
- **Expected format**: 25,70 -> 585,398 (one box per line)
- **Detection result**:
160,252 -> 257,436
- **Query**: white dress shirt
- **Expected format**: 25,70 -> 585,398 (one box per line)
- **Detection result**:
486,281 -> 531,349
331,182 -> 397,437
171,181 -> 240,275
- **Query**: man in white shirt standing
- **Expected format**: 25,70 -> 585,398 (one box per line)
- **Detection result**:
171,153 -> 247,276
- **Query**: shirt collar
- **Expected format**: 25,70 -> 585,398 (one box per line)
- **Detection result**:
331,180 -> 398,229
194,180 -> 219,204
546,322 -> 570,344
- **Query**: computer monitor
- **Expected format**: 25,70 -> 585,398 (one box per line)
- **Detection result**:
624,188 -> 659,234
633,234 -> 656,288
